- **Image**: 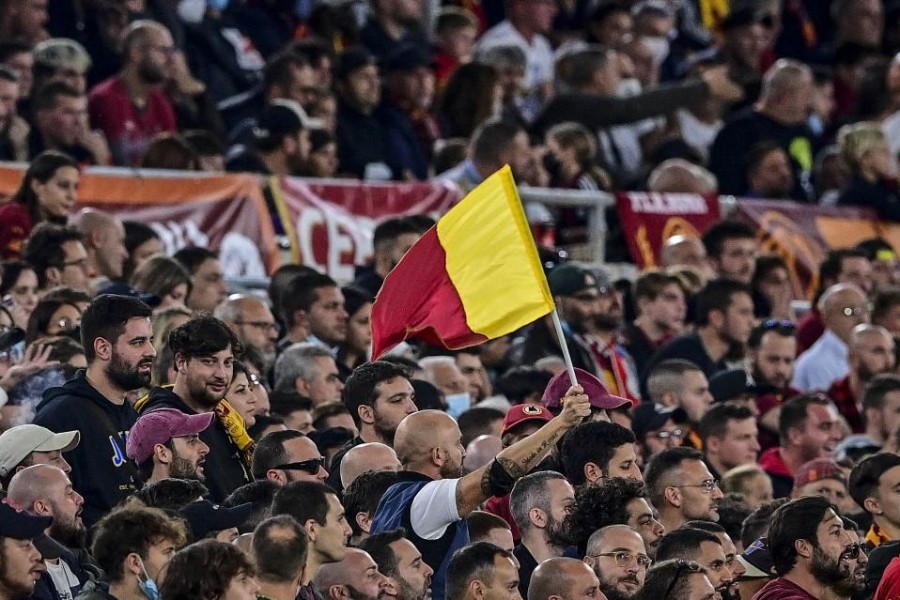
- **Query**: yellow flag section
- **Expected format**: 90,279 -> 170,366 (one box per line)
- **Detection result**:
437,165 -> 555,337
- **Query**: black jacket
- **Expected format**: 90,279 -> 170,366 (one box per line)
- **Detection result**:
34,371 -> 139,528
837,175 -> 900,222
139,387 -> 250,502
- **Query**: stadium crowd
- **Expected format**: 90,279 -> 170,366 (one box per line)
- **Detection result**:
7,0 -> 900,599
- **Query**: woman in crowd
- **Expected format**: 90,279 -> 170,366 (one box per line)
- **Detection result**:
130,255 -> 192,309
0,151 -> 79,259
837,122 -> 900,221
123,220 -> 163,281
226,360 -> 259,428
336,285 -> 373,378
0,261 -> 39,329
24,297 -> 81,345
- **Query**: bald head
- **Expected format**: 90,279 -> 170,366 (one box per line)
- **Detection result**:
7,464 -> 68,508
528,558 -> 600,600
73,208 -> 118,235
215,294 -> 265,323
314,548 -> 382,595
585,524 -> 644,556
819,283 -> 869,342
661,236 -> 708,271
394,410 -> 459,466
648,160 -> 717,194
340,442 -> 401,488
851,324 -> 893,347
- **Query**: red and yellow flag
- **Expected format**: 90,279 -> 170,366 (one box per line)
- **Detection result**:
371,166 -> 554,358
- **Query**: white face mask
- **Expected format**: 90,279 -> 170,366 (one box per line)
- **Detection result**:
177,0 -> 206,24
445,393 -> 472,419
616,77 -> 642,98
643,36 -> 670,65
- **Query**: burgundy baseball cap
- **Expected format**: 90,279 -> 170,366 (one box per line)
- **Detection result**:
541,367 -> 632,413
501,403 -> 553,436
126,408 -> 214,464
793,458 -> 846,490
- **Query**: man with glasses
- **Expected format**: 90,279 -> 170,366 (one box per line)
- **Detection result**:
754,496 -> 856,600
656,527 -> 734,600
584,524 -> 650,600
216,294 -> 279,368
793,283 -> 870,393
826,324 -> 895,433
125,408 -> 212,485
834,517 -> 867,600
632,402 -> 688,463
87,20 -> 177,166
645,447 -> 724,533
22,223 -> 90,293
252,429 -> 328,485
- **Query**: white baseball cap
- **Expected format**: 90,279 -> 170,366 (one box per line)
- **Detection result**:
0,425 -> 80,478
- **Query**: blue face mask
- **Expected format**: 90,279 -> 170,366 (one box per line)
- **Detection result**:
445,392 -> 471,419
208,0 -> 229,12
137,558 -> 160,600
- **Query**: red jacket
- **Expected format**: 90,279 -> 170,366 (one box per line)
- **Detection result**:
0,201 -> 33,259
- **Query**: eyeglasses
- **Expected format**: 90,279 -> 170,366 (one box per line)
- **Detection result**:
590,551 -> 652,570
840,544 -> 864,561
648,429 -> 685,440
235,320 -> 278,332
663,560 -> 705,600
59,258 -> 89,271
839,305 -> 870,317
677,479 -> 719,494
273,457 -> 326,474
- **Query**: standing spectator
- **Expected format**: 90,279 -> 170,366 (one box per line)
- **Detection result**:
32,38 -> 91,95
352,218 -> 422,296
277,272 -> 347,349
655,528 -> 735,598
849,453 -> 900,549
699,404 -> 760,480
644,447 -> 723,533
159,540 -> 260,600
621,271 -> 687,376
129,256 -> 192,310
273,343 -> 344,407
314,548 -> 391,600
125,408 -> 213,485
438,118 -> 534,193
747,320 -> 800,449
583,525 -> 650,600
172,247 -> 228,313
745,142 -> 796,200
861,375 -> 900,448
0,64 -> 27,162
701,221 -> 759,285
359,0 -> 428,59
445,543 -> 520,600
22,224 -> 90,294
509,471 -> 574,596
88,20 -> 177,166
560,421 -> 642,484
759,394 -> 843,498
225,103 -> 311,176
528,557 -> 602,600
645,360 -> 713,446
836,122 -> 900,221
0,502 -> 49,600
435,62 -> 498,141
752,255 -> 794,319
0,151 -> 79,260
251,516 -> 309,600
433,8 -> 479,88
138,316 -> 250,502
358,529 -> 434,600
33,295 -> 155,526
793,284 -> 869,393
709,59 -> 814,200
827,325 -> 895,433
121,221 -> 162,282
72,209 -> 128,284
335,286 -> 373,378
753,496 -> 855,600
251,430 -> 329,485
215,295 -> 279,369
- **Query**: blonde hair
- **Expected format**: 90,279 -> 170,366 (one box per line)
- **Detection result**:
722,464 -> 767,496
547,122 -> 597,166
838,121 -> 887,170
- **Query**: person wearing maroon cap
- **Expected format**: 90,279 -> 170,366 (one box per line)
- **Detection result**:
126,408 -> 213,486
0,500 -> 50,600
791,458 -> 852,512
541,366 -> 633,422
500,404 -> 553,447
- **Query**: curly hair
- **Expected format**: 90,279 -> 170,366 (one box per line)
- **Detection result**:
563,477 -> 646,555
160,539 -> 255,600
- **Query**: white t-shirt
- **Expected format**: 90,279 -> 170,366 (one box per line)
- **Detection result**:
46,559 -> 81,600
409,479 -> 461,540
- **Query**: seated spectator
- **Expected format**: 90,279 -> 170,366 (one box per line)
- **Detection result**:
88,20 -> 177,166
172,247 -> 228,313
721,464 -> 774,511
344,470 -> 399,545
837,121 -> 900,221
32,38 -> 91,95
358,528 -> 434,600
24,296 -> 81,345
121,221 -> 162,282
636,559 -> 715,600
699,403 -> 760,480
335,285 -> 373,378
621,271 -> 687,376
828,324 -> 895,433
445,543 -> 520,600
656,527 -> 736,598
467,511 -> 515,552
560,420 -> 642,484
856,237 -> 900,293
0,423 -> 79,489
645,447 -> 724,532
182,129 -> 226,172
251,516 -> 309,600
28,81 -> 110,165
752,255 -> 793,320
0,64 -> 27,162
432,8 -> 479,87
438,118 -> 533,194
72,209 -> 128,285
791,458 -> 853,513
222,480 -> 279,534
702,221 -> 759,285
861,375 -> 900,448
226,102 -> 311,176
315,547 -> 391,599
528,557 -> 602,600
745,141 -> 796,200
138,133 -> 200,170
647,159 -> 718,194
0,151 -> 79,260
129,255 -> 191,310
435,62 -> 499,140
304,128 -> 339,178
849,453 -> 900,548
126,408 -> 212,485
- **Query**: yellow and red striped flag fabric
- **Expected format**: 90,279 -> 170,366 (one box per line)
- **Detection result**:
371,166 -> 555,358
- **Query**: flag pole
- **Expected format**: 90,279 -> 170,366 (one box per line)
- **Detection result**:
550,308 -> 580,388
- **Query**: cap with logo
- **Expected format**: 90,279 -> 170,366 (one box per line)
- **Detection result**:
793,458 -> 846,490
541,367 -> 632,413
501,404 -> 553,436
126,408 -> 214,464
547,263 -> 597,297
737,537 -> 775,579
0,425 -> 80,478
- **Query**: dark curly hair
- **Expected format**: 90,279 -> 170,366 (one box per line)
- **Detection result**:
563,477 -> 647,555
160,539 -> 256,600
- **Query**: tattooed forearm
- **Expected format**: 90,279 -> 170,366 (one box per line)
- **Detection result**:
497,456 -> 526,480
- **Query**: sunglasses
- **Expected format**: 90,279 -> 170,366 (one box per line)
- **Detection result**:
273,457 -> 326,475
840,544 -> 864,561
760,319 -> 795,331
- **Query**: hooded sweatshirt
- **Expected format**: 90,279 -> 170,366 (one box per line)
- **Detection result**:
139,386 -> 250,502
34,371 -> 138,527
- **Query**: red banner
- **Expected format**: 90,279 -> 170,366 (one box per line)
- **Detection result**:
0,165 -> 279,276
272,176 -> 462,281
616,192 -> 721,268
733,200 -> 880,298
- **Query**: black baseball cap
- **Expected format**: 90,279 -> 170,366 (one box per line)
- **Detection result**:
178,500 -> 254,539
0,500 -> 52,539
632,402 -> 687,439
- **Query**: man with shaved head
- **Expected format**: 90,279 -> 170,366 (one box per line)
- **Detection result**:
73,208 -> 128,282
251,515 -> 308,600
793,283 -> 870,392
661,235 -> 712,279
584,524 -> 649,600
314,548 -> 390,600
340,442 -> 401,488
372,386 -> 591,600
7,465 -> 91,600
528,557 -> 602,600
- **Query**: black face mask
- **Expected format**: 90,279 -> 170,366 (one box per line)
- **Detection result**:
543,153 -> 561,181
